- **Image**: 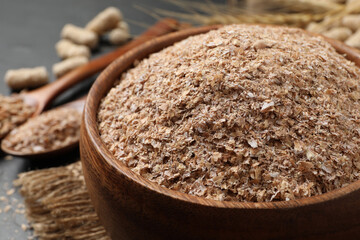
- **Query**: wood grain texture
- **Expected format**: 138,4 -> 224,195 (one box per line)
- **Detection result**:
80,25 -> 360,240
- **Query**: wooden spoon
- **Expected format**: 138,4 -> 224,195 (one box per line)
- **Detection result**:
0,18 -> 181,140
1,96 -> 86,158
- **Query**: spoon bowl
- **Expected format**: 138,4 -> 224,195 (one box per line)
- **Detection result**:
1,97 -> 85,159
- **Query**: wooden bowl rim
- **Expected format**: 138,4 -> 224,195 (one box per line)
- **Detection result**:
83,24 -> 360,209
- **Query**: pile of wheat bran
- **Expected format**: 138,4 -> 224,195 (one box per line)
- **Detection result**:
98,24 -> 360,202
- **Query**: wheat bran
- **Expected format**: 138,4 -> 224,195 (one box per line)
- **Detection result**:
0,95 -> 35,139
2,108 -> 81,154
98,24 -> 360,202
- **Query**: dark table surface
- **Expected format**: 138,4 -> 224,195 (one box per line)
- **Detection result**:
0,0 -> 219,239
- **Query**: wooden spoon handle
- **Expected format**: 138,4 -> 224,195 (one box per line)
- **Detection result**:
27,18 -> 181,115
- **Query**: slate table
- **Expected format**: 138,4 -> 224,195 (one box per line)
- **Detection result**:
0,0 -> 214,238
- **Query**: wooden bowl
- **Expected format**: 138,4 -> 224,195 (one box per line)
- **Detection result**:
80,25 -> 360,240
